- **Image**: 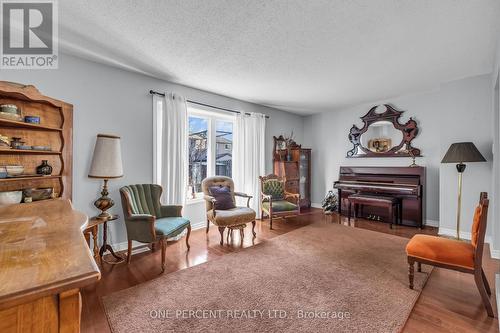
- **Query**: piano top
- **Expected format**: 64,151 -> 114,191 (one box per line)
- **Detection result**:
335,166 -> 425,195
339,166 -> 425,177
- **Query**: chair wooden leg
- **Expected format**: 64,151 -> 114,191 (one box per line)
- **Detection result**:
408,259 -> 415,289
270,215 -> 273,230
186,224 -> 191,251
474,270 -> 494,317
206,219 -> 210,233
389,205 -> 393,229
417,262 -> 422,272
482,269 -> 491,295
161,238 -> 167,273
127,240 -> 132,264
252,221 -> 256,237
218,227 -> 225,245
348,201 -> 351,224
151,242 -> 156,253
398,202 -> 403,225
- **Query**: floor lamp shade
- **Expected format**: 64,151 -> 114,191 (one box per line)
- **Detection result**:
89,134 -> 123,179
441,142 -> 486,239
88,134 -> 123,218
441,142 -> 486,164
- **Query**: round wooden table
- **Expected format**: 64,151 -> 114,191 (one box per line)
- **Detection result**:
83,214 -> 125,265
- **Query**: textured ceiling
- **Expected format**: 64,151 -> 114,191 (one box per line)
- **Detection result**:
59,1 -> 500,115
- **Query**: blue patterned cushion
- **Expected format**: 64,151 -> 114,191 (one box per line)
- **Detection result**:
209,186 -> 236,210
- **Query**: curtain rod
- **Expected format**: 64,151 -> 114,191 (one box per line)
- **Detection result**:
149,90 -> 269,119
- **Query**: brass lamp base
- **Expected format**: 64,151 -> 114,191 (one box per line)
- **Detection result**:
455,163 -> 466,240
94,179 -> 114,219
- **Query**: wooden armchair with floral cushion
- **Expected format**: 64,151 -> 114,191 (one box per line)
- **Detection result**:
259,174 -> 300,229
202,176 -> 256,245
406,192 -> 493,317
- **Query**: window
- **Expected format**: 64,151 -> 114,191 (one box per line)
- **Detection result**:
187,108 -> 234,199
188,117 -> 208,194
215,120 -> 233,177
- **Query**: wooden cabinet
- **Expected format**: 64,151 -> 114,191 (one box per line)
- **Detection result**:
273,142 -> 312,208
0,81 -> 72,200
0,200 -> 100,333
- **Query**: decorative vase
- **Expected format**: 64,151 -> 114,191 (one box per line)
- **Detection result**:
36,160 -> 52,175
10,137 -> 23,149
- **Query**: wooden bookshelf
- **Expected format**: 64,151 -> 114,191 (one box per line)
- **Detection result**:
0,118 -> 63,131
0,81 -> 73,200
0,148 -> 61,155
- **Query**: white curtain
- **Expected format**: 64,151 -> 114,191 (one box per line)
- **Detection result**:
233,112 -> 266,218
153,93 -> 188,206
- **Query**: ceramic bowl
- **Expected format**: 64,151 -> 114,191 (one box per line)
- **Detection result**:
0,104 -> 18,114
24,116 -> 40,124
0,111 -> 22,121
32,145 -> 51,151
0,191 -> 22,206
5,165 -> 24,176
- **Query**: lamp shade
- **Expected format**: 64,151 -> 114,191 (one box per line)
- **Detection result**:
441,142 -> 486,163
88,134 -> 123,178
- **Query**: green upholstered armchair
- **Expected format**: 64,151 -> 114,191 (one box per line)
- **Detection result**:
201,176 -> 256,245
120,184 -> 191,272
259,174 -> 300,229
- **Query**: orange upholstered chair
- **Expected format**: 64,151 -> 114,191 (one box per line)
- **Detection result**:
406,192 -> 493,317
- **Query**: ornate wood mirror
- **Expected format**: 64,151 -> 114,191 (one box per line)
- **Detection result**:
347,104 -> 421,158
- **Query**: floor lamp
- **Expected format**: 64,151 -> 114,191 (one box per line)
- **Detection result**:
441,142 -> 486,240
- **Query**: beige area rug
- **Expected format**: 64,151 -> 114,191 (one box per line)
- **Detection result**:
102,222 -> 431,333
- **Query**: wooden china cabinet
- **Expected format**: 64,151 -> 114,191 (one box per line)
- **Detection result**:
272,136 -> 311,208
0,81 -> 72,199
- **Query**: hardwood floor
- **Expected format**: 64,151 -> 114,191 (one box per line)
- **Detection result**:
81,209 -> 499,333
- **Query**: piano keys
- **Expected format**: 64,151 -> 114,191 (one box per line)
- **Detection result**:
333,166 -> 425,228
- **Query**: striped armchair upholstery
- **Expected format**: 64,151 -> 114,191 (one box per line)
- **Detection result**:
120,184 -> 191,272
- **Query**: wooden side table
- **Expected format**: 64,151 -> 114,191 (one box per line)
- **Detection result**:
84,214 -> 125,265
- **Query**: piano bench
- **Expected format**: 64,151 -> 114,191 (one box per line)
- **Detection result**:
347,194 -> 402,228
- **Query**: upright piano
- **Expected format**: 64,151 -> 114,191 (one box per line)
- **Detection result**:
333,166 -> 425,228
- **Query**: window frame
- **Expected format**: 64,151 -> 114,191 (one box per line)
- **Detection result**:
187,106 -> 234,200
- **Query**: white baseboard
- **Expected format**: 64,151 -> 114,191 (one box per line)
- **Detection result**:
425,219 -> 439,227
311,202 -> 322,209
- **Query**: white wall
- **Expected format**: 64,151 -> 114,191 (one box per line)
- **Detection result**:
303,75 -> 492,239
491,38 -> 500,257
0,54 -> 304,247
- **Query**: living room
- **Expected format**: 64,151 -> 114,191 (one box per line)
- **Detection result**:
0,1 -> 499,332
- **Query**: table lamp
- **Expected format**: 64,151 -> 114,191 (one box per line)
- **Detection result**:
441,142 -> 486,239
88,134 -> 123,218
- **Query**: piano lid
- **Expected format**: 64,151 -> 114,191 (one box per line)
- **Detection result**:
339,166 -> 425,177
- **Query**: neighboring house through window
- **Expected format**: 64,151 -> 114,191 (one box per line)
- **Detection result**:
188,107 -> 233,199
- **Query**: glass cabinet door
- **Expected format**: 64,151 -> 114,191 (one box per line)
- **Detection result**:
298,150 -> 311,206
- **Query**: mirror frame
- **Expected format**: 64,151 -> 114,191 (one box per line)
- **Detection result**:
346,104 -> 421,158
